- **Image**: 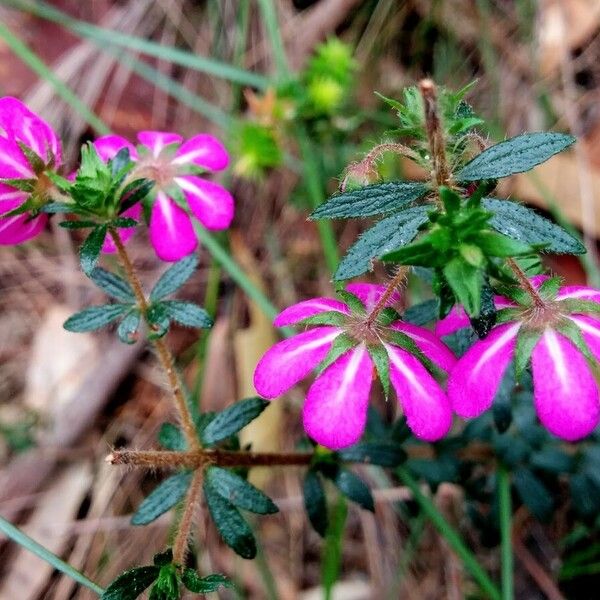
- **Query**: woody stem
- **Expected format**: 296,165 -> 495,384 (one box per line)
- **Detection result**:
108,228 -> 200,451
506,258 -> 545,308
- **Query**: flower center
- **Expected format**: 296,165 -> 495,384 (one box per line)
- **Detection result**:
345,314 -> 384,345
135,158 -> 178,190
520,301 -> 563,330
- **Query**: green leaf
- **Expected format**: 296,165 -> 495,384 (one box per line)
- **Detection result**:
80,225 -> 108,275
119,179 -> 154,213
90,267 -> 135,301
338,442 -> 406,467
158,423 -> 186,451
513,467 -> 554,521
59,220 -> 98,229
367,344 -> 390,399
443,257 -> 483,317
569,473 -> 599,517
201,397 -> 269,445
334,207 -> 429,280
481,198 -> 585,255
117,310 -> 142,344
203,478 -> 257,559
332,468 -> 374,512
150,255 -> 198,300
205,467 -> 278,514
380,237 -> 435,266
530,448 -> 574,473
181,570 -> 234,594
149,565 -> 178,600
112,217 -> 138,228
131,471 -> 192,526
457,132 -> 575,181
471,230 -> 532,257
146,303 -> 170,339
315,333 -> 357,376
162,300 -> 213,329
41,202 -> 76,214
492,361 -> 515,433
63,303 -> 129,332
403,298 -> 439,325
101,566 -> 159,600
310,181 -> 428,219
152,549 -> 173,566
303,469 -> 328,537
514,328 -> 542,379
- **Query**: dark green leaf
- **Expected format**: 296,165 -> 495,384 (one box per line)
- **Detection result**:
90,267 -> 135,301
131,471 -> 192,526
304,469 -> 328,537
367,344 -> 390,399
158,423 -> 186,451
443,257 -> 483,317
152,549 -> 173,566
117,310 -> 142,344
338,442 -> 406,467
163,300 -> 213,329
570,473 -> 599,517
492,361 -> 515,433
513,467 -> 554,521
146,303 -> 170,339
101,566 -> 159,600
457,133 -> 575,181
530,448 -> 574,473
469,278 -> 496,338
149,565 -> 178,600
120,179 -> 154,213
482,198 -> 585,254
111,147 -> 132,177
41,202 -> 75,214
310,181 -> 428,219
471,230 -> 533,257
181,570 -> 234,594
205,466 -> 278,514
112,217 -> 138,228
333,468 -> 374,511
59,220 -> 98,229
80,225 -> 108,275
203,479 -> 257,559
403,298 -> 439,325
201,397 -> 269,445
150,255 -> 198,300
334,207 -> 429,280
63,304 -> 129,332
380,237 -> 434,266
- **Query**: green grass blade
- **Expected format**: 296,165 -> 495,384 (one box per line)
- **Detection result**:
0,22 -> 110,134
0,515 -> 104,596
255,0 -> 289,78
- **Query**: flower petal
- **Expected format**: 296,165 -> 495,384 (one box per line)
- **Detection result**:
149,191 -> 197,261
345,282 -> 400,311
172,134 -> 229,171
447,322 -> 520,418
302,345 -> 372,449
102,203 -> 142,253
387,344 -> 452,441
273,298 -> 350,327
532,329 -> 600,441
94,135 -> 137,162
0,136 -> 34,179
137,131 -> 183,158
392,321 -> 456,372
0,97 -> 61,164
568,315 -> 600,362
175,175 -> 234,230
0,212 -> 46,245
254,327 -> 342,398
557,286 -> 600,303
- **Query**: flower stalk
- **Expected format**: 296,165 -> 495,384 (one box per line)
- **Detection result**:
506,257 -> 545,308
365,266 -> 409,326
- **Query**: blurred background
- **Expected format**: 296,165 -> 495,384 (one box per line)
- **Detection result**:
0,1 -> 600,598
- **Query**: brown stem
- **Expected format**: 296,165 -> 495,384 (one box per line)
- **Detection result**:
366,266 -> 409,326
172,469 -> 203,565
419,79 -> 450,188
506,258 -> 545,308
107,449 -> 314,469
108,228 -> 200,450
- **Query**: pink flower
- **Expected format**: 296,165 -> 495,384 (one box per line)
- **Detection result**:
445,280 -> 600,441
93,131 -> 233,261
0,97 -> 61,245
253,283 -> 456,449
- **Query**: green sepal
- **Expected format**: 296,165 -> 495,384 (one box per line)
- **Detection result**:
0,177 -> 36,192
0,196 -> 36,220
45,170 -> 72,193
439,186 -> 461,215
295,310 -> 348,327
201,397 -> 269,445
377,306 -> 401,326
117,310 -> 142,344
16,140 -> 45,172
538,276 -> 563,300
63,303 -> 130,332
131,472 -> 192,526
101,566 -> 160,600
332,467 -> 374,512
315,333 -> 357,376
150,255 -> 198,300
514,327 -> 542,380
149,564 -> 178,600
555,319 -> 600,377
367,344 -> 390,399
443,257 -> 483,317
80,224 -> 108,275
558,299 -> 600,316
181,570 -> 234,594
381,237 -> 435,266
337,290 -> 366,314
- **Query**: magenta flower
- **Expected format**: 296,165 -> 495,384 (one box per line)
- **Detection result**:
253,283 -> 456,449
443,279 -> 600,441
93,131 -> 233,261
0,97 -> 62,245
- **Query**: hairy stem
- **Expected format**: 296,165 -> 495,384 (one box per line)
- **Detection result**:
108,228 -> 200,450
506,258 -> 545,308
107,449 -> 314,469
366,266 -> 409,326
172,469 -> 203,566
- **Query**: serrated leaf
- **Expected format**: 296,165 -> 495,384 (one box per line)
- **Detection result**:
457,132 -> 575,181
101,566 -> 159,600
367,344 -> 390,399
80,225 -> 108,275
443,257 -> 483,317
158,423 -> 186,451
315,333 -> 357,376
514,328 -> 542,379
131,471 -> 192,526
338,441 -> 406,467
150,255 -> 198,300
403,298 -> 439,325
205,467 -> 278,514
310,181 -> 428,219
201,397 -> 269,445
334,207 -> 429,280
203,478 -> 257,559
332,468 -> 374,511
162,300 -> 213,329
181,570 -> 234,594
90,267 -> 135,301
303,469 -> 328,537
63,304 -> 129,332
117,310 -> 142,344
481,198 -> 584,255
513,467 -> 554,521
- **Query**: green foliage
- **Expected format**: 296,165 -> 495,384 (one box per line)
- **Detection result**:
332,467 -> 374,512
149,564 -> 179,600
512,467 -> 554,521
117,310 -> 142,344
150,255 -> 198,300
161,300 -> 213,329
131,472 -> 192,526
304,469 -> 328,537
181,570 -> 234,594
90,268 -> 135,301
101,566 -> 159,600
80,225 -> 107,275
338,442 -> 407,468
201,397 -> 269,445
63,303 -> 130,332
234,122 -> 283,180
158,423 -> 186,451
403,298 -> 439,325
